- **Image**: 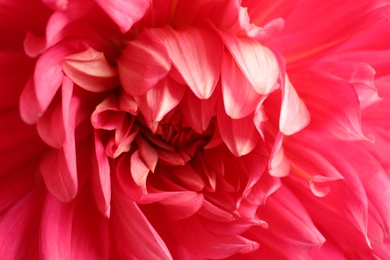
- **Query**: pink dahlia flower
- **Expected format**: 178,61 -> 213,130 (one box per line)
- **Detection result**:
1,0 -> 390,258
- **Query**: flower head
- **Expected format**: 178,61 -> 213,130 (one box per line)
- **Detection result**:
1,0 -> 390,259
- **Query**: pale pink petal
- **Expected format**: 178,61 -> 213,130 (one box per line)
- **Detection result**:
95,0 -> 152,33
217,104 -> 261,157
118,29 -> 171,96
135,77 -> 185,130
159,190 -> 204,220
279,74 -> 310,135
91,131 -> 111,218
268,131 -> 290,177
62,47 -> 119,93
218,31 -> 279,95
221,49 -> 263,118
149,26 -> 222,99
180,88 -> 218,133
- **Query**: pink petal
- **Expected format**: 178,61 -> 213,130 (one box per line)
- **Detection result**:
131,150 -> 150,190
0,184 -> 45,260
180,88 -> 218,133
91,131 -> 111,218
62,47 -> 119,93
91,94 -> 126,130
136,137 -> 158,173
149,26 -> 222,99
95,0 -> 152,33
40,77 -> 79,202
34,41 -> 77,116
279,74 -> 310,135
268,131 -> 290,177
40,193 -> 74,259
217,103 -> 261,157
249,186 -> 325,259
118,29 -> 171,96
19,76 -> 43,124
23,32 -> 46,58
111,191 -> 173,259
36,101 -> 65,149
172,216 -> 259,259
218,31 -> 279,95
135,77 -> 185,130
292,70 -> 371,141
221,49 -> 263,118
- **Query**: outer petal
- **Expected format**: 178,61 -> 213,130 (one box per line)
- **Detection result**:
111,190 -> 173,259
149,26 -> 222,99
118,29 -> 171,96
95,0 -> 152,33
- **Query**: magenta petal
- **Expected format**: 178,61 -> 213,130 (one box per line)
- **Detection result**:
62,47 -> 119,93
95,0 -> 152,33
118,29 -> 171,96
91,131 -> 111,218
149,26 -> 222,99
217,104 -> 260,157
42,0 -> 68,10
221,49 -> 263,118
219,31 -> 279,95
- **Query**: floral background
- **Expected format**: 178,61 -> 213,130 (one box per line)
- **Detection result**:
1,0 -> 390,259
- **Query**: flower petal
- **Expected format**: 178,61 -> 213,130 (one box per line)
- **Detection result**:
149,26 -> 222,99
62,47 -> 119,93
218,31 -> 279,95
217,103 -> 261,157
135,77 -> 185,130
118,29 -> 171,96
95,0 -> 152,33
221,49 -> 263,118
40,77 -> 79,202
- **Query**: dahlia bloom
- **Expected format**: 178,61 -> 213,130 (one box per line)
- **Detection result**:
1,0 -> 390,258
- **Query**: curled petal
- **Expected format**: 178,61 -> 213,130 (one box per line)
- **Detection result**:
62,47 -> 119,93
131,150 -> 150,191
91,94 -> 126,130
118,29 -> 171,96
149,26 -> 222,99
